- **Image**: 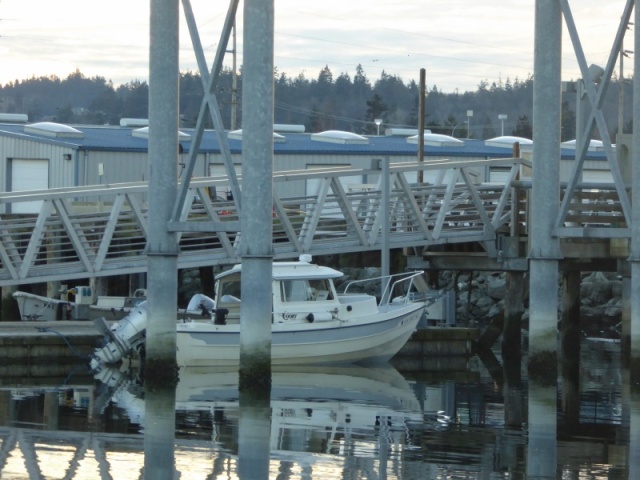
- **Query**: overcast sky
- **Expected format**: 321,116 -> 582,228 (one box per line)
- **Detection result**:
0,0 -> 632,93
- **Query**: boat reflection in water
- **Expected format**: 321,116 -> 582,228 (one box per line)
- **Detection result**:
0,338 -> 636,478
91,363 -> 424,479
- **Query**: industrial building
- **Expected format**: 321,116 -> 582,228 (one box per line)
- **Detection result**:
0,118 -> 610,214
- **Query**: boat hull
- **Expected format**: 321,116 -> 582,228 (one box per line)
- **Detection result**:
175,302 -> 425,367
13,291 -> 141,322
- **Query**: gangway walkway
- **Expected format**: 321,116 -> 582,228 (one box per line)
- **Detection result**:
0,156 -> 628,287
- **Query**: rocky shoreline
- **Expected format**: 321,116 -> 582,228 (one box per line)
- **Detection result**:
334,267 -> 623,336
441,270 -> 622,324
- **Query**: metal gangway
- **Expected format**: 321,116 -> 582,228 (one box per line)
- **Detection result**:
0,158 -> 527,287
0,155 -> 630,287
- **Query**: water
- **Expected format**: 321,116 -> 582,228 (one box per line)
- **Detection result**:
0,337 -> 636,479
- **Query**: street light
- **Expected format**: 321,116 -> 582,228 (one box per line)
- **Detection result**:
451,120 -> 465,137
498,114 -> 507,136
466,110 -> 473,139
374,118 -> 382,136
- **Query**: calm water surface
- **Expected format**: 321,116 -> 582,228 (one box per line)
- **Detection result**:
0,336 -> 637,479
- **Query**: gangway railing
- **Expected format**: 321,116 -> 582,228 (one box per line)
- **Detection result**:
511,179 -> 630,239
0,158 -> 533,286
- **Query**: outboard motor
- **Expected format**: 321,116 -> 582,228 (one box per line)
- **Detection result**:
90,301 -> 149,372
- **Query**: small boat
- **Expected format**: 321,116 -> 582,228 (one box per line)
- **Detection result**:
13,287 -> 147,322
90,255 -> 428,370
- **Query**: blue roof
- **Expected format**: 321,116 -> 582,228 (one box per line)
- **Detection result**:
0,123 -> 606,161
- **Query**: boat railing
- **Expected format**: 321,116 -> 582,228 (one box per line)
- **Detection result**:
341,270 -> 428,306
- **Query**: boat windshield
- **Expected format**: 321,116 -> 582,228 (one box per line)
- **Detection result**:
218,275 -> 242,302
280,278 -> 334,302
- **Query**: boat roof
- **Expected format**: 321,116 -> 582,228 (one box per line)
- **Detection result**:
217,260 -> 344,281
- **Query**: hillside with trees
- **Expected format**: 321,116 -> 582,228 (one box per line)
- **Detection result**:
0,65 -> 631,142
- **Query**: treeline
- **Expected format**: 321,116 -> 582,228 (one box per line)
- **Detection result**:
0,66 -> 631,141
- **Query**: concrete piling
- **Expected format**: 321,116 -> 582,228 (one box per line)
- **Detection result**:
528,0 -> 562,474
146,0 -> 180,385
238,0 -> 275,390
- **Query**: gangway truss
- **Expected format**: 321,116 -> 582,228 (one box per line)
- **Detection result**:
0,158 -> 533,287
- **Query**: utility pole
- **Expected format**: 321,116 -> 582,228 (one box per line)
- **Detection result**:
618,34 -> 633,139
417,68 -> 425,184
230,20 -> 238,130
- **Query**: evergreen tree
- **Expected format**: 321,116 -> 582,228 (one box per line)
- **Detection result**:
512,115 -> 533,139
481,115 -> 496,140
364,94 -> 388,134
0,66 -> 624,142
561,100 -> 576,141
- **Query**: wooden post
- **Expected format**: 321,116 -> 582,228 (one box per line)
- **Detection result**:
503,271 -> 524,360
560,270 -> 581,357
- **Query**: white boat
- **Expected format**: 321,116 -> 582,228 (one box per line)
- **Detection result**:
13,287 -> 147,322
90,255 -> 428,369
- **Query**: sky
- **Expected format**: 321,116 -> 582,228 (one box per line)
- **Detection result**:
0,0 -> 632,93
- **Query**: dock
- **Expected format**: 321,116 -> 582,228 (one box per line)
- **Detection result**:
0,321 -> 102,378
0,321 -> 478,377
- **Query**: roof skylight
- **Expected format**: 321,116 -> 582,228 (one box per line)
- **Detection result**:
484,136 -> 533,148
561,139 -> 608,151
132,126 -> 191,141
227,129 -> 287,143
407,132 -> 464,147
24,122 -> 84,139
310,130 -> 369,145
274,124 -> 305,133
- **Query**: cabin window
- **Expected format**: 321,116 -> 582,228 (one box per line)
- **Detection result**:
219,278 -> 242,303
280,278 -> 333,302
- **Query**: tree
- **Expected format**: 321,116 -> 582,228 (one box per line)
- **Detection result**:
561,100 -> 576,141
363,94 -> 388,134
117,80 -> 149,119
426,120 -> 443,134
315,65 -> 334,98
445,114 -> 467,138
55,103 -> 75,123
307,105 -> 323,133
512,115 -> 533,139
352,63 -> 372,111
481,115 -> 496,140
0,66 -> 623,141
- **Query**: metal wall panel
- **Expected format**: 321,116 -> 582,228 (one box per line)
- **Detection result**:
0,136 -> 74,191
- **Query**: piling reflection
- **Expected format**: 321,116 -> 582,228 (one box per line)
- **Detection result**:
0,337 -> 636,478
93,363 -> 423,478
238,383 -> 271,479
528,384 -> 558,479
630,388 -> 640,478
144,383 -> 177,479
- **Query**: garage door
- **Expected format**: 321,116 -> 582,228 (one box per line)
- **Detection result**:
11,159 -> 49,214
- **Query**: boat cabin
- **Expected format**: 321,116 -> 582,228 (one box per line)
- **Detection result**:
213,258 -> 353,325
